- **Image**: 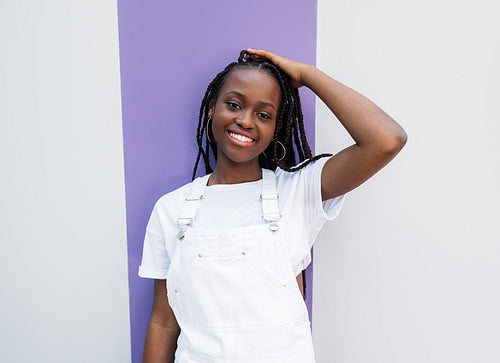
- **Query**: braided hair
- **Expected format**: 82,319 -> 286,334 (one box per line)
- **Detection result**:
192,50 -> 331,180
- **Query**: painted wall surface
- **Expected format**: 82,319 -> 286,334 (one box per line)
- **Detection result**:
313,1 -> 500,362
116,1 -> 318,361
0,1 -> 131,362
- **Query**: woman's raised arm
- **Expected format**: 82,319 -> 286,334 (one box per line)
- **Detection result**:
247,48 -> 407,200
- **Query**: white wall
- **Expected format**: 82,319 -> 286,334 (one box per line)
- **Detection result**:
313,1 -> 500,362
0,1 -> 131,362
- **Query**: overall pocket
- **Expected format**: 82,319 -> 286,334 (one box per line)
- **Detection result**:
175,250 -> 291,330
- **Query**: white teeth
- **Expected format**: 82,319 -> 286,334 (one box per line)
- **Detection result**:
229,131 -> 254,143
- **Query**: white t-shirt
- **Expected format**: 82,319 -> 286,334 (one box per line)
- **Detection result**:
139,156 -> 345,278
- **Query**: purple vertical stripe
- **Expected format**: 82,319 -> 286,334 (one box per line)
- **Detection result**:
117,1 -> 317,360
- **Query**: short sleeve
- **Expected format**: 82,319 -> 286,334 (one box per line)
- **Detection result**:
138,202 -> 170,279
308,156 -> 345,231
277,156 -> 346,275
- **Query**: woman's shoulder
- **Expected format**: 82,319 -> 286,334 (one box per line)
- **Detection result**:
146,175 -> 210,237
154,175 -> 209,211
274,155 -> 332,184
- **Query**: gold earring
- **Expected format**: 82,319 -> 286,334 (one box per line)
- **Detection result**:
206,114 -> 214,144
263,139 -> 286,162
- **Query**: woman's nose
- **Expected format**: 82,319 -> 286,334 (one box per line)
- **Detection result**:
236,112 -> 254,128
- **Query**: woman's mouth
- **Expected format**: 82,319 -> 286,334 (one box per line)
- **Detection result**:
227,131 -> 256,145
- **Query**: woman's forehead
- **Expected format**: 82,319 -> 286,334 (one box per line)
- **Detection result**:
224,67 -> 278,86
220,68 -> 281,104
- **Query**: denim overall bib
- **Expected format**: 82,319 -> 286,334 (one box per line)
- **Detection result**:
166,169 -> 316,362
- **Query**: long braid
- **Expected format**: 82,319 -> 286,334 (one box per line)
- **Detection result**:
291,88 -> 306,160
294,89 -> 312,158
292,117 -> 304,161
192,94 -> 210,180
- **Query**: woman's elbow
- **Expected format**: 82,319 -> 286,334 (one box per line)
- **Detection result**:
380,127 -> 408,157
394,128 -> 408,150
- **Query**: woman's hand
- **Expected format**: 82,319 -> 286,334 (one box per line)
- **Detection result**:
246,48 -> 312,88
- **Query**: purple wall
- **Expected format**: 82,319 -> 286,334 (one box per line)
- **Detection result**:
117,1 -> 317,360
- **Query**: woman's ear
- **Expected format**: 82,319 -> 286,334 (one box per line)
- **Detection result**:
208,99 -> 215,116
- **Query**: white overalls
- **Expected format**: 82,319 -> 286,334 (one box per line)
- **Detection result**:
166,169 -> 316,362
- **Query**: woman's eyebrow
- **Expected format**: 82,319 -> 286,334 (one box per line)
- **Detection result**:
259,101 -> 276,111
224,90 -> 245,99
223,91 -> 276,111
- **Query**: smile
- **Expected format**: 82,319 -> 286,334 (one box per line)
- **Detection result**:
227,131 -> 255,144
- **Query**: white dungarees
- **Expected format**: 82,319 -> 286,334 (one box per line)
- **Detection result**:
167,169 -> 316,362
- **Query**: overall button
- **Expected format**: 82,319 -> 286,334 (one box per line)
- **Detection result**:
198,253 -> 203,257
269,223 -> 279,232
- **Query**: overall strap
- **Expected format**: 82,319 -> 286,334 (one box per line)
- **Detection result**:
261,169 -> 281,226
176,174 -> 210,239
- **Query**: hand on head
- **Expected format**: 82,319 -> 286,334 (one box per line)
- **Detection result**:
245,48 -> 311,89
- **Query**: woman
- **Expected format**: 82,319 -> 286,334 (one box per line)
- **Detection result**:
139,48 -> 407,362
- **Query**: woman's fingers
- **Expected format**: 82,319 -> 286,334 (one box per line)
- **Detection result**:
246,48 -> 269,56
247,48 -> 279,64
246,48 -> 308,88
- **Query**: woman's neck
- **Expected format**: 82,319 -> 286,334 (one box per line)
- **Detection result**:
208,162 -> 262,186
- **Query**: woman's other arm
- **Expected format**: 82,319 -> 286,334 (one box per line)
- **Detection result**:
143,279 -> 180,363
300,66 -> 407,200
247,49 -> 407,200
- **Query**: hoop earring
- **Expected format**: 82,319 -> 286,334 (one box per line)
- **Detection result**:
263,139 -> 286,162
206,114 -> 214,144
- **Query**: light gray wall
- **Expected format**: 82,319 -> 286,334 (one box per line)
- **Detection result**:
0,1 -> 131,362
313,1 -> 500,362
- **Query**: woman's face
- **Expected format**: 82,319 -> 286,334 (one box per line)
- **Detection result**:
210,67 -> 281,167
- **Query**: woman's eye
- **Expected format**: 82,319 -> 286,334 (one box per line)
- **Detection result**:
258,113 -> 271,120
226,101 -> 240,109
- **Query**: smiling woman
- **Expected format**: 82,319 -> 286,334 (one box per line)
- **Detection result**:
138,49 -> 406,362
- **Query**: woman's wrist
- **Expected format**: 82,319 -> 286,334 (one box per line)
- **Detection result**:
300,64 -> 323,89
